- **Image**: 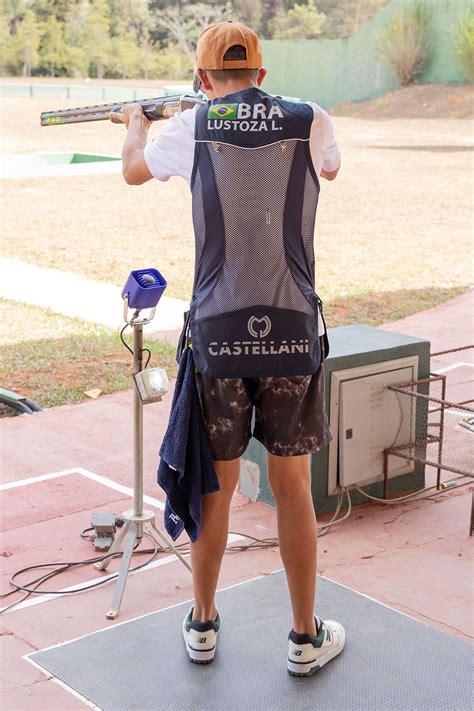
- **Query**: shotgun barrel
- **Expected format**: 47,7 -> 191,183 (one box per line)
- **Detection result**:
40,94 -> 206,126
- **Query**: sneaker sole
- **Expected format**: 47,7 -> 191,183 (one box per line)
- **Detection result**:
182,624 -> 218,664
287,626 -> 345,677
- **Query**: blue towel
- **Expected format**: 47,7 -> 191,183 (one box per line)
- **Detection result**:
157,345 -> 220,543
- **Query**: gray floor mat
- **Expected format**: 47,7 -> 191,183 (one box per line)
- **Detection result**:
27,570 -> 472,711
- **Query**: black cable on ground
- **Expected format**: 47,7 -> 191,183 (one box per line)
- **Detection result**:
1,476 -> 470,615
0,533 -> 160,614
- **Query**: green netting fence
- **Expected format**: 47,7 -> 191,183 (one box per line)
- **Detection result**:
261,0 -> 473,106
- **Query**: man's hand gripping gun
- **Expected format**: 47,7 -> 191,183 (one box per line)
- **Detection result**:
40,94 -> 205,126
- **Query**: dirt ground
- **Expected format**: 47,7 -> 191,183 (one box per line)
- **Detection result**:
332,83 -> 474,119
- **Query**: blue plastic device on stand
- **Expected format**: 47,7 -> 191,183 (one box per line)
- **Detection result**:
121,268 -> 167,310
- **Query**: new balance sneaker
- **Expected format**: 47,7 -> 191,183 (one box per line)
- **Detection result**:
182,606 -> 221,664
287,615 -> 345,676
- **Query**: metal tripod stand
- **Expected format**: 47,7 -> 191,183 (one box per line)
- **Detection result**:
94,298 -> 192,619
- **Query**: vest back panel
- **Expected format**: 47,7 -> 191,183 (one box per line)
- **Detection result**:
189,88 -> 323,378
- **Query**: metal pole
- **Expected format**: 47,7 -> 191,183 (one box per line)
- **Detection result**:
383,449 -> 389,499
133,322 -> 144,521
96,301 -> 192,618
437,374 -> 447,490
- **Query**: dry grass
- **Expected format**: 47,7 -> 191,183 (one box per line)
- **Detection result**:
0,298 -> 177,416
1,173 -> 195,298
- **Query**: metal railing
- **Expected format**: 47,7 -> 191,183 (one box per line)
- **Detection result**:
383,345 -> 473,499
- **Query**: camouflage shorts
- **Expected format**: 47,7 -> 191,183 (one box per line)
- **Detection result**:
195,343 -> 333,460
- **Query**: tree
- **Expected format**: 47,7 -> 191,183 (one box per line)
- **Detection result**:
108,0 -> 152,40
87,0 -> 111,79
138,37 -> 156,80
17,8 -> 40,75
63,0 -> 89,78
153,2 -> 232,59
273,0 -> 326,40
107,0 -> 154,78
316,0 -> 389,39
108,21 -> 142,78
33,0 -> 69,20
39,14 -> 65,76
147,0 -> 170,49
2,0 -> 32,35
231,0 -> 263,33
260,0 -> 284,38
0,18 -> 20,73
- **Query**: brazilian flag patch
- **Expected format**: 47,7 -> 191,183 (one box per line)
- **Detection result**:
207,103 -> 238,120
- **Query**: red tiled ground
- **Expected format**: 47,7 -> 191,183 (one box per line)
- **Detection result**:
1,290 -> 472,709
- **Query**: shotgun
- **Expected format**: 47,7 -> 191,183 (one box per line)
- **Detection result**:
40,94 -> 206,126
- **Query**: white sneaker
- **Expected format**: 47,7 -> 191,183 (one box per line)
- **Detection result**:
182,606 -> 220,664
287,615 -> 345,676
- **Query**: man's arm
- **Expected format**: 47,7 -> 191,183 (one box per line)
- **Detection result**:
321,165 -> 340,181
320,124 -> 341,181
110,104 -> 153,185
320,107 -> 340,181
306,101 -> 341,182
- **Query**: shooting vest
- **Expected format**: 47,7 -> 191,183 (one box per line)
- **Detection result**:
185,87 -> 329,378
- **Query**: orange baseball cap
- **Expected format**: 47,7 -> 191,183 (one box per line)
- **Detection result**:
196,20 -> 263,70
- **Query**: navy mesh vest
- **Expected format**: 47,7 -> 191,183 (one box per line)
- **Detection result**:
186,87 -> 327,378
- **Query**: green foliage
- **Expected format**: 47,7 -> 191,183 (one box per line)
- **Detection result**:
0,0 -> 411,80
154,2 -> 231,59
316,0 -> 389,39
452,9 -> 474,81
16,9 -> 40,75
0,0 -> 234,78
107,22 -> 140,78
273,0 -> 326,40
378,1 -> 432,86
0,33 -> 17,74
152,43 -> 194,79
86,0 -> 111,79
258,0 -> 284,38
33,0 -> 70,23
231,0 -> 263,33
1,0 -> 33,35
63,0 -> 89,77
39,14 -> 65,76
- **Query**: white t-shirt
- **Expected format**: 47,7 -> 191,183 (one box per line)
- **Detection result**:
143,100 -> 340,337
144,101 -> 340,184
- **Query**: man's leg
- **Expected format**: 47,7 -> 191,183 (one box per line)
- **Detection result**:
267,451 -> 318,636
190,457 -> 241,622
